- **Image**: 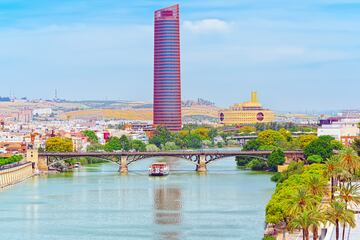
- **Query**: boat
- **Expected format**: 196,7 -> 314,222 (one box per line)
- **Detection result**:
149,162 -> 169,176
74,162 -> 81,169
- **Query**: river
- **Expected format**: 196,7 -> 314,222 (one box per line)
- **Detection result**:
0,157 -> 274,240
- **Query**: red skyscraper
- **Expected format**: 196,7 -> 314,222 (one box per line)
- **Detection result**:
153,4 -> 182,131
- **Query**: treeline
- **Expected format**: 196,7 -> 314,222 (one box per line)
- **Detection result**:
0,155 -> 23,166
236,129 -> 342,172
265,147 -> 360,240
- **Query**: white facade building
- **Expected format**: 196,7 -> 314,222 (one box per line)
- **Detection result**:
318,118 -> 359,145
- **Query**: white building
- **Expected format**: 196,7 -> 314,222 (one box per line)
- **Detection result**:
318,118 -> 359,145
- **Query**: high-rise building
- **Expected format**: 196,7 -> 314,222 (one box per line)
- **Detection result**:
153,4 -> 182,131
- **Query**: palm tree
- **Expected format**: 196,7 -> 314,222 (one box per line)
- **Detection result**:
324,156 -> 341,200
307,175 -> 328,197
289,207 -> 323,240
337,183 -> 360,207
325,201 -> 355,240
336,183 -> 360,240
290,189 -> 318,215
308,205 -> 325,240
338,147 -> 360,176
289,210 -> 312,240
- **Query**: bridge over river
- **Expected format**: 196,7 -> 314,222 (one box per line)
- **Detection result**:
32,150 -> 305,173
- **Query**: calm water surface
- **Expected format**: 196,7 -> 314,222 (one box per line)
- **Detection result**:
0,157 -> 274,240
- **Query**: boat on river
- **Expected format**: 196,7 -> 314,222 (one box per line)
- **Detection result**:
148,162 -> 169,176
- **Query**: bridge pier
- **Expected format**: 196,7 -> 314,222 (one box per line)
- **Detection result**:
26,149 -> 48,172
196,155 -> 207,173
119,156 -> 128,174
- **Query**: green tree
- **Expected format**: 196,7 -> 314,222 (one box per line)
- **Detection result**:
289,189 -> 318,215
132,140 -> 146,152
307,155 -> 323,164
238,126 -> 256,135
104,136 -> 121,152
268,149 -> 285,171
208,128 -> 218,143
297,135 -> 318,149
246,159 -> 267,171
163,142 -> 179,151
289,209 -> 315,240
337,147 -> 360,175
119,135 -> 132,151
258,145 -> 279,151
331,140 -> 343,151
149,126 -> 173,148
191,128 -> 210,140
45,137 -> 73,152
273,161 -> 304,183
146,144 -> 160,152
351,137 -> 360,155
324,156 -> 341,200
82,130 -> 99,143
258,130 -> 287,147
325,201 -> 355,240
0,155 -> 23,166
337,183 -> 360,239
279,128 -> 292,142
306,175 -> 327,197
236,156 -> 252,167
243,139 -> 261,151
184,134 -> 202,149
87,142 -> 104,152
304,135 -> 336,160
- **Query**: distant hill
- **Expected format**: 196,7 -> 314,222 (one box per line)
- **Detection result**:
60,105 -> 219,121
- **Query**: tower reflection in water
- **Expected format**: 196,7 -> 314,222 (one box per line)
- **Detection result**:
153,185 -> 182,240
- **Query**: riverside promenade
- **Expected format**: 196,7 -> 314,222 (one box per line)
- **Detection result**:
0,161 -> 33,188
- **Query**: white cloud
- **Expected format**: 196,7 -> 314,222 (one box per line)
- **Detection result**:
183,19 -> 231,34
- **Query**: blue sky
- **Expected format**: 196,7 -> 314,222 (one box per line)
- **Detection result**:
0,0 -> 359,111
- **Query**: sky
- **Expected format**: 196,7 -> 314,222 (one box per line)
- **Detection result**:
0,0 -> 359,111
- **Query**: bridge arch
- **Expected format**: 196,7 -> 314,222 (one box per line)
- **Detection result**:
47,156 -> 121,168
204,154 -> 269,165
126,154 -> 199,166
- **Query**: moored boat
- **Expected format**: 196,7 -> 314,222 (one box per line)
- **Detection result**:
149,162 -> 169,176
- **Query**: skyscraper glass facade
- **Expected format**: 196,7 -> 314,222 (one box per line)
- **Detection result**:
153,4 -> 182,131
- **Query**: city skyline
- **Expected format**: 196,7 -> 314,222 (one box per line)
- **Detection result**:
0,1 -> 359,111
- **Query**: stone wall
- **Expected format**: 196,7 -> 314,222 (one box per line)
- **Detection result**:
0,162 -> 33,188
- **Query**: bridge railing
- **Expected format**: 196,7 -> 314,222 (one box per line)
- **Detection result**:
0,160 -> 30,171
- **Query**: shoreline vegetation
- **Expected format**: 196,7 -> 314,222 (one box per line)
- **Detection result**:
0,155 -> 24,167
263,147 -> 360,240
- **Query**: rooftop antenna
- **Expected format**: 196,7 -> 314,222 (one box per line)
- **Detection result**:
55,88 -> 58,100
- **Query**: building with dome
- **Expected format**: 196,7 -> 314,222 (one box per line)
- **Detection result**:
219,92 -> 274,125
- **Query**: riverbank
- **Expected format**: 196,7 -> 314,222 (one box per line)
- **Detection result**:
0,160 -> 274,240
0,162 -> 34,189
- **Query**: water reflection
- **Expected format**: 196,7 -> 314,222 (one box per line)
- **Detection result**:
154,184 -> 182,240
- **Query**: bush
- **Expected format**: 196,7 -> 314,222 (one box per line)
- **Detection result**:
246,159 -> 267,171
243,139 -> 261,151
0,155 -> 23,166
271,172 -> 282,182
307,154 -> 323,164
268,149 -> 285,171
236,156 -> 252,167
132,140 -> 146,152
263,237 -> 276,240
272,161 -> 305,183
163,142 -> 179,151
146,144 -> 160,152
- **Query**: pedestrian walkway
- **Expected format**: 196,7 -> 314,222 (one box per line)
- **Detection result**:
348,214 -> 360,239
